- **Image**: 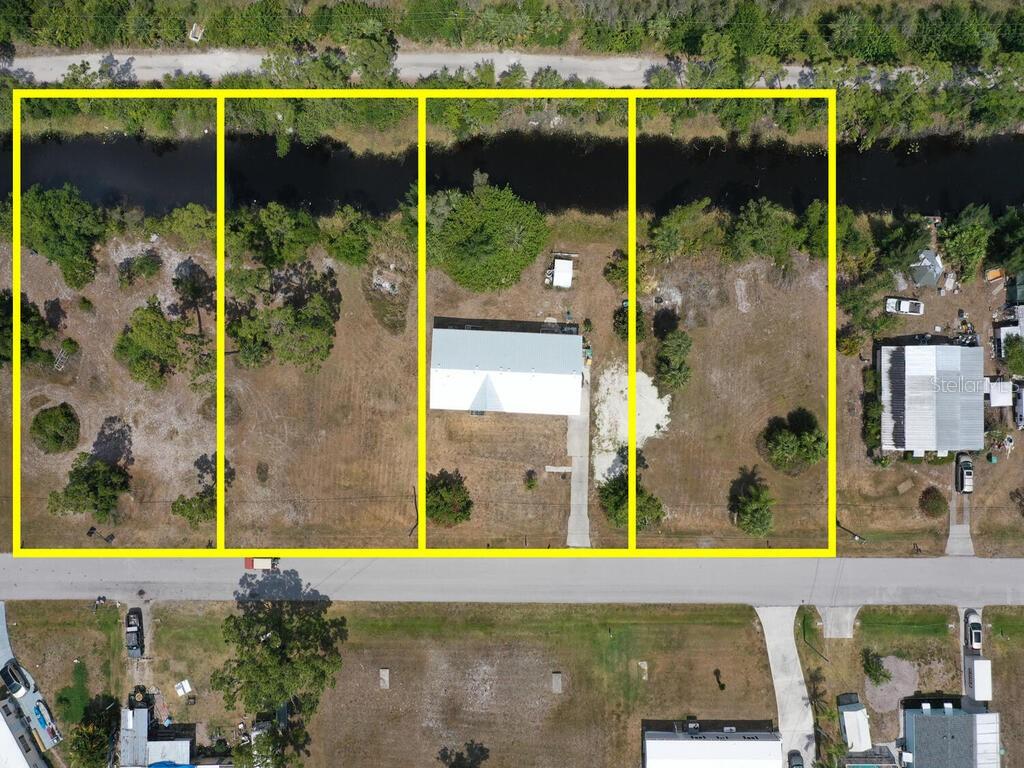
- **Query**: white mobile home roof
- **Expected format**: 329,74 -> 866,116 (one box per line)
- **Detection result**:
880,345 -> 984,453
643,735 -> 783,768
430,328 -> 583,416
840,705 -> 872,753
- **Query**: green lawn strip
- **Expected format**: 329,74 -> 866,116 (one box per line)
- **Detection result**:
858,606 -> 953,640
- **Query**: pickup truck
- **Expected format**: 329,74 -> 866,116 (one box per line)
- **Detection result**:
125,608 -> 144,659
885,297 -> 925,315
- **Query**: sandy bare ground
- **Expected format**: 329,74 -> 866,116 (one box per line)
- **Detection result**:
19,238 -> 216,549
638,255 -> 829,549
226,261 -> 418,549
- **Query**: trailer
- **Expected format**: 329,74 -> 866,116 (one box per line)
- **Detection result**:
966,657 -> 992,702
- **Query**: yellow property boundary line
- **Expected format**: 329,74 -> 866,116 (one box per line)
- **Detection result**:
10,87 -> 837,558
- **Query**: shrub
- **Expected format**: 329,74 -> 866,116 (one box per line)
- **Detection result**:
919,485 -> 948,518
426,469 -> 473,526
602,249 -> 629,292
613,303 -> 646,342
654,329 -> 692,391
761,409 -> 827,474
649,198 -> 724,262
428,184 -> 549,291
597,471 -> 665,531
29,402 -> 80,453
171,490 -> 216,528
21,184 -> 104,289
113,298 -> 184,389
1005,335 -> 1024,376
523,469 -> 538,490
729,198 -> 805,269
861,648 -> 891,685
735,482 -> 775,538
47,453 -> 130,523
117,249 -> 162,287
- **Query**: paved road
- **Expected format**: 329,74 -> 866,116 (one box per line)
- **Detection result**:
756,607 -> 814,765
1,555 -> 1023,605
6,49 -> 809,88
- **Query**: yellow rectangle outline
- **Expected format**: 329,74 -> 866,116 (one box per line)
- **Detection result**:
11,87 -> 837,559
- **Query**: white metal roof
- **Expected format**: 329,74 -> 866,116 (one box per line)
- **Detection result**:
974,712 -> 1000,768
147,739 -> 192,765
430,328 -> 582,416
840,705 -> 872,753
553,258 -> 573,288
119,708 -> 149,768
880,345 -> 984,453
0,718 -> 32,768
987,380 -> 1013,407
643,735 -> 782,767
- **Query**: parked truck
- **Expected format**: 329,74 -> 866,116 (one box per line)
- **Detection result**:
965,657 -> 992,702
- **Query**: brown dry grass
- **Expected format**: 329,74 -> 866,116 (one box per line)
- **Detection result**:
225,260 -> 418,549
19,238 -> 216,549
986,608 -> 1024,768
638,254 -> 829,549
838,275 -> 1024,556
426,214 -> 628,549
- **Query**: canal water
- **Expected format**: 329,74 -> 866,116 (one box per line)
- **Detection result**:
4,132 -> 1024,216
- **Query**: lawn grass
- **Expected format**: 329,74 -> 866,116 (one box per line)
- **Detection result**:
984,607 -> 1024,768
858,606 -> 952,639
547,211 -> 628,248
54,662 -> 89,724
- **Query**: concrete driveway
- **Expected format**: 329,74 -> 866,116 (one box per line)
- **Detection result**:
755,607 -> 815,765
566,369 -> 592,547
0,602 -> 13,664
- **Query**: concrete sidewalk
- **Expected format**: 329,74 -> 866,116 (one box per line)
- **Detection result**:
566,369 -> 592,547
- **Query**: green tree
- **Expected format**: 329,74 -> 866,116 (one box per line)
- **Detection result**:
47,453 -> 130,522
649,198 -> 724,262
0,291 -> 56,366
729,198 -> 805,269
941,203 -> 994,280
64,722 -> 109,768
597,470 -> 665,531
113,298 -> 185,389
230,293 -> 338,373
21,184 -> 104,289
861,647 -> 891,684
29,402 -> 80,454
171,489 -> 216,528
321,205 -> 376,266
212,571 -> 348,719
602,249 -> 629,292
425,469 -> 473,526
761,410 -> 827,474
734,481 -> 775,538
654,330 -> 692,391
613,304 -> 645,342
1005,335 -> 1024,376
428,184 -> 549,291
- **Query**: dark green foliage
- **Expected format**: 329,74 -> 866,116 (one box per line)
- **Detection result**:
117,249 -> 161,287
654,330 -> 692,392
649,198 -> 724,262
113,298 -> 185,389
941,203 -> 994,280
47,453 -> 130,522
65,722 -> 109,768
171,489 -> 216,528
596,470 -> 665,531
802,200 -> 829,261
152,203 -> 216,251
322,205 -> 376,266
992,207 -> 1024,274
229,293 -> 339,374
613,303 -> 645,342
602,249 -> 629,292
425,469 -> 473,526
912,2 -> 997,65
1,291 -> 56,366
919,485 -> 948,518
861,648 -> 892,684
730,470 -> 775,538
21,184 -> 104,288
761,409 -> 827,475
862,368 -> 883,452
428,184 -> 549,291
729,198 -> 805,269
29,402 -> 80,454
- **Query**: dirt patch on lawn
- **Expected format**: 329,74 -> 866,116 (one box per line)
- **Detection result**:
864,656 -> 919,712
226,260 -> 418,548
19,236 -> 216,549
638,254 -> 828,549
426,218 -> 627,549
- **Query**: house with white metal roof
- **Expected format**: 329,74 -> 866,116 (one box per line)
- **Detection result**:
641,719 -> 783,768
879,345 -> 985,455
119,706 -> 192,768
429,319 -> 583,416
0,696 -> 47,768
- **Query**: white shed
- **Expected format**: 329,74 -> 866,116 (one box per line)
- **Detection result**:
552,258 -> 574,288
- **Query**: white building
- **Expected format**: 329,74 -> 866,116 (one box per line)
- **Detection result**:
879,345 -> 985,455
429,324 -> 583,416
119,706 -> 192,768
642,720 -> 783,768
0,697 -> 47,768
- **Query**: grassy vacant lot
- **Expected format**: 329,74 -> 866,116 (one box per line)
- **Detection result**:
838,276 -> 1024,557
7,601 -> 774,768
1,249 -> 10,553
311,603 -> 774,768
20,236 -> 216,549
638,254 -> 828,548
6,601 -> 125,737
794,606 -> 960,749
427,213 -> 628,549
226,259 -> 418,549
985,608 -> 1024,768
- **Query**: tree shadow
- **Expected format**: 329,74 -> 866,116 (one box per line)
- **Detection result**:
785,407 -> 819,436
44,298 -> 66,331
727,465 -> 765,516
91,416 -> 134,467
194,452 -> 235,492
82,692 -> 119,730
652,307 -> 679,340
170,258 -> 217,329
234,568 -> 340,607
438,741 -> 490,768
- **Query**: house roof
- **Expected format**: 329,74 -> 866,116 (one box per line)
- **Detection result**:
880,345 -> 985,453
910,249 -> 944,287
147,738 -> 192,765
119,708 -> 149,768
642,732 -> 783,768
429,327 -> 583,416
905,709 -> 1000,768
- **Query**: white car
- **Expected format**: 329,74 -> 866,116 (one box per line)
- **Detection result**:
885,297 -> 924,315
965,610 -> 983,652
0,661 -> 30,699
